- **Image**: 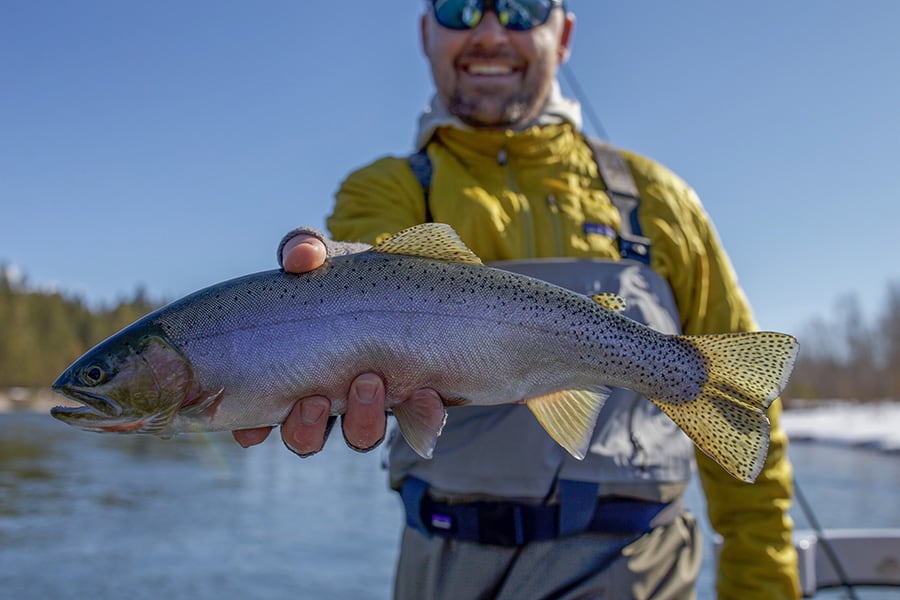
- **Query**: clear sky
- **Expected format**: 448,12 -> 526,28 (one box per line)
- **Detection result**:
3,1 -> 899,336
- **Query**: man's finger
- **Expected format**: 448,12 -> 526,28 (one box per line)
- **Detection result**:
342,373 -> 387,452
281,396 -> 333,457
232,426 -> 274,448
282,236 -> 327,274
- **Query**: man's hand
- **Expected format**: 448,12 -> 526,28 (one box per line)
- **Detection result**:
232,234 -> 441,456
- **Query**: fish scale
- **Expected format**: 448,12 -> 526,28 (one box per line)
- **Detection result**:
51,223 -> 798,483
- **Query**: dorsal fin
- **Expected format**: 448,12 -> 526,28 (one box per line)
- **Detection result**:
371,223 -> 483,265
591,293 -> 627,312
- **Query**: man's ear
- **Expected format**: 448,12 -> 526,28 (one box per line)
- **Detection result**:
558,13 -> 575,64
420,13 -> 430,58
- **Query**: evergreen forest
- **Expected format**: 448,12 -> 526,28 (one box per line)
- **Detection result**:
0,269 -> 158,389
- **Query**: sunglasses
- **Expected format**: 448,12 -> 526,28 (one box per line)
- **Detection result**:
431,0 -> 566,32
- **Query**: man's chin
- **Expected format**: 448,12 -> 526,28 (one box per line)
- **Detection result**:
449,99 -> 530,129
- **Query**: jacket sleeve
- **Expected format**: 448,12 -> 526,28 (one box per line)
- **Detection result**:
629,155 -> 800,599
327,156 -> 427,244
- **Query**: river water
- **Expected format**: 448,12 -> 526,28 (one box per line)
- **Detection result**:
1,412 -> 898,599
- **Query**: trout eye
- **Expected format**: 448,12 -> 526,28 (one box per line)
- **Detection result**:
81,364 -> 108,386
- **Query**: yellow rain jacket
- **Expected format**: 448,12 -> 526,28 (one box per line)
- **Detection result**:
327,122 -> 799,599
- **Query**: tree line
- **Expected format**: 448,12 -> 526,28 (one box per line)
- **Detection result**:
784,282 -> 900,403
0,267 -> 159,388
1,266 -> 897,403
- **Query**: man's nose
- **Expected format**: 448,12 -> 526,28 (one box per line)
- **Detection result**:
469,11 -> 510,46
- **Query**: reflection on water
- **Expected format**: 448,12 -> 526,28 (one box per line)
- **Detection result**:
2,413 -> 899,599
1,413 -> 402,599
685,441 -> 900,599
789,442 -> 900,529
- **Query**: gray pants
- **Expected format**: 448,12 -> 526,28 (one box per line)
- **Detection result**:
394,512 -> 701,600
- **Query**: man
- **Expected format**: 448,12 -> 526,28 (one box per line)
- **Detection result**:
234,2 -> 799,598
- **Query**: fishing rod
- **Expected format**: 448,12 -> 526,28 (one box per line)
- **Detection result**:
561,61 -> 861,600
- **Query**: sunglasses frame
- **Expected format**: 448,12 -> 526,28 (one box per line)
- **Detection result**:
431,0 -> 566,32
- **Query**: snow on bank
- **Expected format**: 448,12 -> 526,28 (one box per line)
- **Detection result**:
782,401 -> 900,452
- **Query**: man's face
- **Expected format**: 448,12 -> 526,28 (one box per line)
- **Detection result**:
421,7 -> 575,129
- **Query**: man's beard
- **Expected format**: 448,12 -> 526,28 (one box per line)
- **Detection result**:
448,90 -> 533,129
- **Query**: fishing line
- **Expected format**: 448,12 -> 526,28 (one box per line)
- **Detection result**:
793,477 -> 860,600
560,63 -> 609,141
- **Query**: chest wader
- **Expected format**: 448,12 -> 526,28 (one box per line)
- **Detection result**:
394,138 -> 693,546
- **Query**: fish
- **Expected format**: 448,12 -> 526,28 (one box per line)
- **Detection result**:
51,223 -> 798,483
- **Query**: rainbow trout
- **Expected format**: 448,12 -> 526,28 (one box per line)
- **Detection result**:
52,224 -> 797,482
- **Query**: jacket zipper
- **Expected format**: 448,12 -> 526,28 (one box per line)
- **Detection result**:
498,147 -> 536,256
546,194 -> 564,257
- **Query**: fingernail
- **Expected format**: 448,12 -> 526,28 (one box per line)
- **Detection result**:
355,379 -> 379,404
301,399 -> 328,424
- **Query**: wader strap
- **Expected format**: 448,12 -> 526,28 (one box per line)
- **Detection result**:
584,138 -> 652,265
407,148 -> 434,223
558,479 -> 600,536
400,475 -> 430,532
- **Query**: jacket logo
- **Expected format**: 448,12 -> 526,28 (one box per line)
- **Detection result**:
583,222 -> 616,239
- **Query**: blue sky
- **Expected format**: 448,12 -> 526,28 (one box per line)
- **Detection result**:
2,1 -> 899,336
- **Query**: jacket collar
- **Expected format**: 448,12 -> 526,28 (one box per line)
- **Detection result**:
414,79 -> 583,150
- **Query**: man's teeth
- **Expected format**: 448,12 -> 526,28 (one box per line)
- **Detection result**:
467,64 -> 513,75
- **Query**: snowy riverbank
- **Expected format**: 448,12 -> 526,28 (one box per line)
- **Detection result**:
781,400 -> 900,452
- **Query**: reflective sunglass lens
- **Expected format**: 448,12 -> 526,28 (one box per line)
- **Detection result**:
433,0 -> 480,30
497,0 -> 552,31
432,0 -> 556,31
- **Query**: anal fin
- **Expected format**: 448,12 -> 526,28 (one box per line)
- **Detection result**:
526,388 -> 609,459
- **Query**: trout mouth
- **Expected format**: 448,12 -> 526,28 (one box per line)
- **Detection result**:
50,386 -> 123,420
51,384 -> 178,434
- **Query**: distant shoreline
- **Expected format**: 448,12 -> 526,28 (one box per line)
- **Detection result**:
0,388 -> 76,414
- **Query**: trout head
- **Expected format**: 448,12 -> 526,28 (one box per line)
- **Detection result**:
51,329 -> 193,435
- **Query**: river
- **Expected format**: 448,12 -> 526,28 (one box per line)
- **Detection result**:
1,412 -> 898,599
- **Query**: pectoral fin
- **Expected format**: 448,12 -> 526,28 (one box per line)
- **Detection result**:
392,393 -> 448,459
526,388 -> 610,459
176,388 -> 225,426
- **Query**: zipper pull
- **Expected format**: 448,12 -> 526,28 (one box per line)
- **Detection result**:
497,147 -> 508,166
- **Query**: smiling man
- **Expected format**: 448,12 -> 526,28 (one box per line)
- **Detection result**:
426,0 -> 572,127
234,2 -> 800,598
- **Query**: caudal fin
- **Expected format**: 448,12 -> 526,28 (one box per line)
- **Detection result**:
651,332 -> 798,483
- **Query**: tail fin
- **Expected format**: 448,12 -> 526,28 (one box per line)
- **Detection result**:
651,332 -> 798,483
